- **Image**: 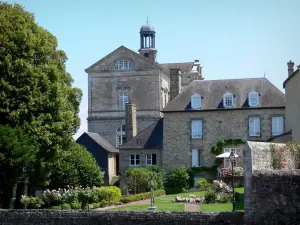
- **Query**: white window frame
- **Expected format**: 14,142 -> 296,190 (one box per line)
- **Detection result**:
119,93 -> 128,110
223,92 -> 234,108
129,154 -> 140,166
191,93 -> 201,109
223,148 -> 236,153
272,116 -> 284,136
116,125 -> 126,148
248,91 -> 260,107
191,120 -> 203,139
114,59 -> 134,70
192,149 -> 204,167
146,154 -> 152,166
249,117 -> 261,137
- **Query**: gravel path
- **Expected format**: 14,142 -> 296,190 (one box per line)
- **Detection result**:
184,203 -> 200,212
94,199 -> 151,211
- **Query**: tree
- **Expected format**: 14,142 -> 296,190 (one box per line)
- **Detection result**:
0,125 -> 38,208
0,2 -> 82,189
48,142 -> 104,189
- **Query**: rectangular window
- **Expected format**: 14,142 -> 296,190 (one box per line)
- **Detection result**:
119,93 -> 128,110
272,116 -> 284,136
192,149 -> 204,167
249,117 -> 260,136
224,148 -> 236,153
146,154 -> 157,166
191,120 -> 203,139
130,155 -> 140,166
224,95 -> 233,108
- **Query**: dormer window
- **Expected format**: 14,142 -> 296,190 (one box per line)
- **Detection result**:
191,93 -> 201,109
223,92 -> 234,108
114,59 -> 134,70
248,91 -> 259,107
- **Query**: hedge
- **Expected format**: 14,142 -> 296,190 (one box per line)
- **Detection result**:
121,189 -> 165,204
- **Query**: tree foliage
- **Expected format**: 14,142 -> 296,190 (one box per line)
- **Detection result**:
0,2 -> 82,188
0,125 -> 38,208
48,143 -> 104,189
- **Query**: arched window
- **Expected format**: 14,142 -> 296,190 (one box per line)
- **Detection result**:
248,91 -> 259,107
114,59 -> 134,70
191,93 -> 201,109
116,125 -> 126,148
223,92 -> 234,108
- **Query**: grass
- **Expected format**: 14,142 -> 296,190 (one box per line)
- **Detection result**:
114,188 -> 244,212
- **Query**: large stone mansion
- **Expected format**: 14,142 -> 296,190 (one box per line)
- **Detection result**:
85,23 -> 203,148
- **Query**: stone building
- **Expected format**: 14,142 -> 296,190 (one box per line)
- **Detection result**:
85,23 -> 203,148
161,77 -> 286,171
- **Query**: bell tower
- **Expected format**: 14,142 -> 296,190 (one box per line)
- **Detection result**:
139,21 -> 157,63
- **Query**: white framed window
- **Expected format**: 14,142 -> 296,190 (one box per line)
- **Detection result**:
224,148 -> 236,153
248,91 -> 259,107
272,116 -> 284,136
116,125 -> 126,148
249,117 -> 261,136
223,92 -> 234,108
119,93 -> 128,110
114,59 -> 134,70
192,149 -> 204,167
191,93 -> 201,109
191,120 -> 203,139
146,154 -> 157,166
130,155 -> 140,166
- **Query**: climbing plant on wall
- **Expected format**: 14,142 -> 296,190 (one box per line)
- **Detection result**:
211,138 -> 245,165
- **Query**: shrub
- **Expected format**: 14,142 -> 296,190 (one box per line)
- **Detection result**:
70,200 -> 81,209
195,178 -> 212,190
164,167 -> 190,194
121,189 -> 165,204
204,189 -> 217,203
125,167 -> 151,194
48,205 -> 62,210
97,186 -> 121,203
148,165 -> 165,190
217,193 -> 232,203
21,196 -> 44,209
61,203 -> 71,210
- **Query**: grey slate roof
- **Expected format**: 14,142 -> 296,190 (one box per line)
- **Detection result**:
160,62 -> 194,78
163,77 -> 285,112
119,118 -> 163,149
84,132 -> 119,153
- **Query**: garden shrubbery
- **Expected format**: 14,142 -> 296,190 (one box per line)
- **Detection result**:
164,167 -> 190,194
195,178 -> 213,191
121,189 -> 165,203
21,186 -> 121,209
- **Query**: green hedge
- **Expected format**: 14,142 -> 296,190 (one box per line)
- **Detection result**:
121,189 -> 165,204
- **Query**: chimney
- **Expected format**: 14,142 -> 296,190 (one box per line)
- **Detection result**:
169,68 -> 182,101
125,103 -> 137,141
287,60 -> 295,76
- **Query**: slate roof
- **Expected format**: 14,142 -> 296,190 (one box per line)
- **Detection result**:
160,62 -> 194,78
119,118 -> 163,149
283,69 -> 300,88
162,77 -> 285,112
80,132 -> 119,153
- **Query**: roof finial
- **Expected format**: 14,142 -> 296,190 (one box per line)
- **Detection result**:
147,16 -> 148,24
264,72 -> 266,78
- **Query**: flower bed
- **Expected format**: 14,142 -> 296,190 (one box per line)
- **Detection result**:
21,186 -> 121,209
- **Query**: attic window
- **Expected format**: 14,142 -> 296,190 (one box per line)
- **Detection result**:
248,91 -> 259,107
223,92 -> 234,108
191,93 -> 201,109
114,60 -> 134,70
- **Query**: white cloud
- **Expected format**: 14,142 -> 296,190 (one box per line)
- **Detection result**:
73,100 -> 88,140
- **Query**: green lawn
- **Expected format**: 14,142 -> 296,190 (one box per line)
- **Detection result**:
114,188 -> 244,212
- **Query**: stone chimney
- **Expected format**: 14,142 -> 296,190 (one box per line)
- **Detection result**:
169,68 -> 182,101
287,60 -> 295,76
125,103 -> 137,141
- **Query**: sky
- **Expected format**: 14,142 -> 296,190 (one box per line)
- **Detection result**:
6,0 -> 300,139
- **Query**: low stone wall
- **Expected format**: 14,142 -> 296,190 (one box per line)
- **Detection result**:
0,210 -> 244,225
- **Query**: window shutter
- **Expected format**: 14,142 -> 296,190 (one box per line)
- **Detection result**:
199,150 -> 204,166
192,149 -> 199,167
278,117 -> 283,134
199,120 -> 203,138
191,95 -> 201,109
272,117 -> 278,135
249,118 -> 254,136
152,154 -> 156,165
254,117 -> 260,136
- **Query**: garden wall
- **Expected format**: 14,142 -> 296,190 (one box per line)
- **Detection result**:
244,141 -> 300,224
0,210 -> 244,225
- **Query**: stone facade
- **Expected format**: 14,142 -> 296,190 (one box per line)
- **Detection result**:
125,103 -> 137,141
163,108 -> 285,171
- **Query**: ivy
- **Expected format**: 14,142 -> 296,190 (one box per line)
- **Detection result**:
210,138 -> 245,165
189,165 -> 218,173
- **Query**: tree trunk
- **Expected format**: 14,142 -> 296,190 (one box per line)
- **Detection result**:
1,183 -> 14,209
15,181 -> 25,209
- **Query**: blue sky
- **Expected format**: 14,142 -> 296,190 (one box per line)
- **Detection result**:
6,0 -> 300,139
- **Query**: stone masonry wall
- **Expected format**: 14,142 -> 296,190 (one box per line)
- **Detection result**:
163,108 -> 285,171
244,141 -> 300,224
0,210 -> 244,225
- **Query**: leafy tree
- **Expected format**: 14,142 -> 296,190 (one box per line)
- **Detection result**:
0,2 -> 82,189
48,143 -> 104,189
0,125 -> 38,208
164,167 -> 190,194
125,168 -> 151,194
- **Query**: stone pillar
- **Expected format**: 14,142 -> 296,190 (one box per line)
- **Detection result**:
169,68 -> 182,101
287,60 -> 294,76
125,103 -> 137,142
